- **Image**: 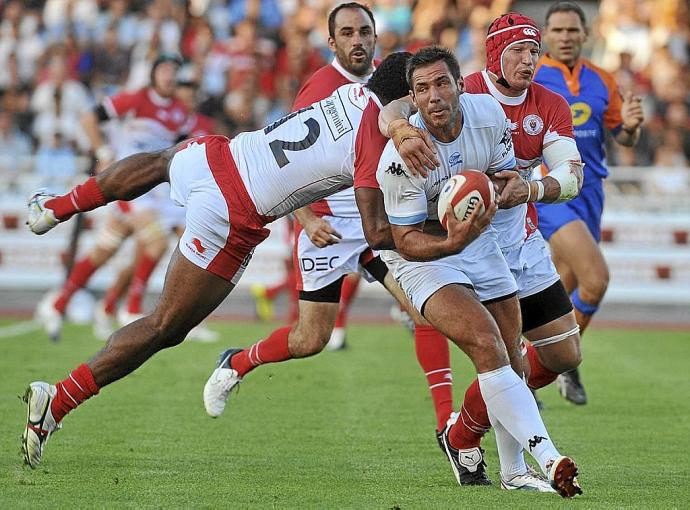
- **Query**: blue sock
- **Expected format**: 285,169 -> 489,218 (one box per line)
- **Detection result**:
570,289 -> 598,316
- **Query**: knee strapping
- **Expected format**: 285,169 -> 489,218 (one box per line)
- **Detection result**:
570,289 -> 599,315
136,220 -> 166,244
96,225 -> 127,250
530,325 -> 580,348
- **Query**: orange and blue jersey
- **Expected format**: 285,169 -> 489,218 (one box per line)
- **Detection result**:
532,55 -> 624,242
534,54 -> 623,180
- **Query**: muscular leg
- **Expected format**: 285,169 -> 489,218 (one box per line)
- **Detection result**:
289,300 -> 340,357
524,311 -> 581,376
549,220 -> 609,335
484,296 -> 523,376
90,247 -> 233,386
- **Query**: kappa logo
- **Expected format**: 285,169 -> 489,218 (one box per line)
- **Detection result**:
191,238 -> 206,254
528,435 -> 547,451
523,28 -> 538,37
386,162 -> 405,176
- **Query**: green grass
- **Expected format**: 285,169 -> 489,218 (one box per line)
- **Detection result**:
1,319 -> 689,508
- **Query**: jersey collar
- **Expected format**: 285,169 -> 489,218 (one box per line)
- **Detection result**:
481,70 -> 527,106
331,57 -> 374,84
538,54 -> 584,96
147,88 -> 172,107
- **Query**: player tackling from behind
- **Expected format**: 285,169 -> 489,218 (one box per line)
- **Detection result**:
380,13 -> 585,483
20,52 -> 429,471
377,46 -> 581,497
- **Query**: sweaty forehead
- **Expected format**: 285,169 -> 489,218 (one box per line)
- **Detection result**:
334,8 -> 373,31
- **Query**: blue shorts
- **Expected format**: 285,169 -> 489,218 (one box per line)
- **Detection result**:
536,177 -> 604,242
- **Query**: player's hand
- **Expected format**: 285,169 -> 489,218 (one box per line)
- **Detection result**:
389,119 -> 439,177
493,170 -> 529,208
303,216 -> 342,248
621,90 -> 644,132
444,201 -> 496,253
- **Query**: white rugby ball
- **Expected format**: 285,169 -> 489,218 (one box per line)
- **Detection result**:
437,170 -> 495,229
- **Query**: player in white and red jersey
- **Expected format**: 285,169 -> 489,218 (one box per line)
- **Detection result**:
21,52 -> 423,469
380,15 -> 584,488
35,55 -> 190,341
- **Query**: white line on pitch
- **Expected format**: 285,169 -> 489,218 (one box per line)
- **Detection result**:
0,320 -> 41,338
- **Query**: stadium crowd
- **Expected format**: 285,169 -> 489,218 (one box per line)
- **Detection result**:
0,0 -> 687,191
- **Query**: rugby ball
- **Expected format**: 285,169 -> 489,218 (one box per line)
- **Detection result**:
437,170 -> 495,230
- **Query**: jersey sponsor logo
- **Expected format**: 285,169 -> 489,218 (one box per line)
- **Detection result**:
385,162 -> 405,176
300,255 -> 340,272
449,152 -> 463,167
347,84 -> 370,110
319,94 -> 353,141
192,238 -> 206,253
186,238 -> 210,261
523,114 -> 544,135
570,102 -> 592,126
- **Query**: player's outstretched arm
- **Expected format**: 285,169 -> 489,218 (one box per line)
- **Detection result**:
379,97 -> 439,177
355,187 -> 396,250
293,206 -> 342,248
27,147 -> 174,235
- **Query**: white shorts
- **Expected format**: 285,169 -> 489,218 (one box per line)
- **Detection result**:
294,215 -> 377,292
169,136 -> 271,284
381,228 -> 518,313
503,230 -> 560,300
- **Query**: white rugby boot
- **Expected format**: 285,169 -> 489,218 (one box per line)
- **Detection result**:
203,348 -> 242,417
92,300 -> 116,341
187,323 -> 220,343
326,327 -> 347,351
35,291 -> 63,341
22,382 -> 61,469
27,190 -> 59,235
501,470 -> 556,492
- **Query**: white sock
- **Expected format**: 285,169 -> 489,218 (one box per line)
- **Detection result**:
478,365 -> 560,474
488,410 -> 527,480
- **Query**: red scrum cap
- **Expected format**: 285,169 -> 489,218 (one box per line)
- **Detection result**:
486,12 -> 541,88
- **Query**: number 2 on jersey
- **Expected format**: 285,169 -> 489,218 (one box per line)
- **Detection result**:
264,107 -> 321,168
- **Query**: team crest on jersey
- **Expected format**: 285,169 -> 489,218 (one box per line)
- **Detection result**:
523,114 -> 544,135
449,152 -> 462,167
347,84 -> 370,110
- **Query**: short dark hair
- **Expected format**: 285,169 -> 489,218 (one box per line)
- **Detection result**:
366,51 -> 412,105
545,1 -> 587,27
327,2 -> 376,39
406,46 -> 461,89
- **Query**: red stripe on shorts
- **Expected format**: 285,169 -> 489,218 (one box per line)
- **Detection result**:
201,136 -> 274,281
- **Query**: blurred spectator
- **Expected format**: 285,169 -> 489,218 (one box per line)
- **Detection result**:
30,52 -> 94,154
91,25 -> 131,94
0,107 -> 32,192
93,0 -> 140,49
34,133 -> 80,185
227,0 -> 284,37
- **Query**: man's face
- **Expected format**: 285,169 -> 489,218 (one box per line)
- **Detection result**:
153,62 -> 178,97
544,11 -> 587,67
328,7 -> 376,77
501,41 -> 539,91
411,60 -> 463,132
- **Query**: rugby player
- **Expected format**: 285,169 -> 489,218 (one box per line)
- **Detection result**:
534,1 -> 644,404
202,2 -> 434,418
380,13 -> 584,485
21,52 -> 439,470
35,55 -> 189,340
377,46 -> 581,497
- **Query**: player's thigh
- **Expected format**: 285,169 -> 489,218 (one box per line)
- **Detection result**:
423,284 -> 507,371
549,220 -> 608,283
382,271 -> 427,326
292,300 -> 340,347
524,311 -> 581,372
483,294 -> 522,367
151,247 -> 234,336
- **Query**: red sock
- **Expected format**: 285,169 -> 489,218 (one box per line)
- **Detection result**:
526,343 -> 559,389
334,274 -> 360,328
414,324 -> 454,431
45,177 -> 106,221
54,257 -> 98,313
449,379 -> 491,450
103,284 -> 122,315
50,363 -> 100,423
126,253 -> 158,314
230,326 -> 292,377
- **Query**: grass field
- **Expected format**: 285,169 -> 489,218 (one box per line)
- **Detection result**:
1,319 -> 689,508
